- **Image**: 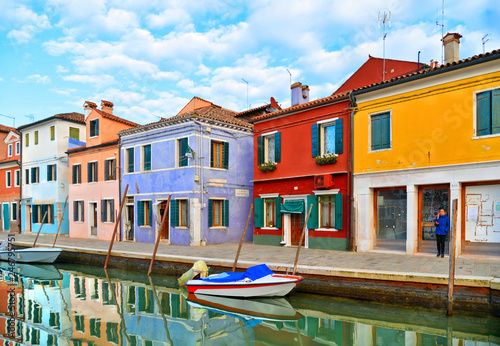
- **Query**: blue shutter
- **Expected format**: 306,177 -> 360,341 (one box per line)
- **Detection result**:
210,140 -> 214,167
335,193 -> 343,230
257,136 -> 264,165
170,200 -> 178,227
87,163 -> 91,182
275,132 -> 281,163
208,200 -> 213,227
95,119 -> 99,136
381,113 -> 391,149
137,201 -> 144,226
254,198 -> 263,228
492,89 -> 500,135
223,200 -> 229,227
311,124 -> 318,157
32,205 -> 38,223
371,115 -> 382,150
275,197 -> 282,228
223,142 -> 229,169
335,119 -> 344,154
148,201 -> 152,226
31,167 -> 36,183
477,91 -> 491,136
307,195 -> 318,229
47,165 -> 51,181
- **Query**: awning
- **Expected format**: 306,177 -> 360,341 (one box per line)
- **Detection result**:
280,200 -> 304,214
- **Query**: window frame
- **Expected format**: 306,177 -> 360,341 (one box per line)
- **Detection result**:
34,130 -> 39,145
89,119 -> 99,138
178,137 -> 189,167
102,199 -> 114,223
319,195 -> 336,229
179,199 -> 188,227
74,200 -> 84,222
50,126 -> 55,141
15,142 -> 20,155
212,199 -> 223,227
142,144 -> 152,171
47,164 -> 57,182
319,120 -> 336,156
263,132 -> 276,163
104,158 -> 116,181
125,148 -> 134,173
138,200 -> 152,227
25,169 -> 30,185
474,87 -> 500,138
369,110 -> 392,152
25,133 -> 29,147
88,161 -> 98,183
264,198 -> 276,228
212,141 -> 223,168
72,164 -> 82,184
11,202 -> 17,222
14,169 -> 20,187
7,144 -> 12,157
31,167 -> 40,184
6,171 -> 11,188
69,127 -> 80,141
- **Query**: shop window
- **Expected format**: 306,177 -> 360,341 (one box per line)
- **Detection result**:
171,199 -> 189,227
371,112 -> 391,151
208,199 -> 229,227
210,140 -> 229,169
476,89 -> 500,136
72,164 -> 81,184
138,200 -> 152,227
89,119 -> 99,137
257,132 -> 281,164
375,189 -> 407,240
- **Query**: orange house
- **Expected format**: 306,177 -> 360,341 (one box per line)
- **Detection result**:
68,101 -> 138,240
0,125 -> 21,232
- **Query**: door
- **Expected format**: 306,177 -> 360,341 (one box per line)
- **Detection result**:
125,204 -> 134,241
418,185 -> 449,252
159,201 -> 169,240
3,204 -> 9,231
89,202 -> 98,236
290,213 -> 305,246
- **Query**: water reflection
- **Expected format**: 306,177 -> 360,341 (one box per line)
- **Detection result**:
0,263 -> 498,345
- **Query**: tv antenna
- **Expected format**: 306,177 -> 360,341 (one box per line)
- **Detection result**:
241,78 -> 249,110
436,0 -> 444,64
482,34 -> 490,54
25,114 -> 35,123
286,68 -> 292,101
378,11 -> 391,81
0,114 -> 15,127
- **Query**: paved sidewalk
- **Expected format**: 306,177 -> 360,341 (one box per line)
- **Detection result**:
3,231 -> 500,287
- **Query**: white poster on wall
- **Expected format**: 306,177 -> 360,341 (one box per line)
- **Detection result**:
465,184 -> 500,243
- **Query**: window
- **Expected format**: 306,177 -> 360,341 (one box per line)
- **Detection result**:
8,144 -> 12,157
142,144 -> 151,171
104,159 -> 116,180
178,138 -> 188,167
73,201 -> 84,222
14,170 -> 20,187
101,199 -> 114,223
6,171 -> 11,188
69,127 -> 80,141
11,202 -> 17,221
31,167 -> 39,183
319,196 -> 336,228
477,89 -> 500,136
210,140 -> 229,169
72,164 -> 81,184
106,322 -> 119,344
208,199 -> 229,227
371,112 -> 391,151
15,142 -> 20,155
47,164 -> 57,182
90,119 -> 99,137
89,318 -> 100,338
50,126 -> 55,141
264,198 -> 276,227
376,189 -> 407,241
257,132 -> 281,164
25,133 -> 29,147
25,169 -> 30,185
32,204 -> 54,224
171,199 -> 189,227
88,162 -> 98,183
126,148 -> 134,173
311,119 -> 344,157
138,200 -> 152,226
75,315 -> 85,333
34,130 -> 39,145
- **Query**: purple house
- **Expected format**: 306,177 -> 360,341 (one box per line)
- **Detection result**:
118,97 -> 254,246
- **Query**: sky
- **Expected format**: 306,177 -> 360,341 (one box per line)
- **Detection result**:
0,0 -> 498,127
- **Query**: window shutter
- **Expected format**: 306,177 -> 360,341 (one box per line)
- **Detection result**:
335,119 -> 344,154
101,200 -> 106,222
94,162 -> 98,182
492,89 -> 500,135
95,119 -> 99,136
110,199 -> 115,222
54,165 -> 57,181
306,195 -> 318,229
223,200 -> 229,227
186,199 -> 190,227
208,199 -> 213,227
31,167 -> 36,183
41,204 -> 47,223
50,204 -> 54,224
170,200 -> 178,227
210,140 -> 214,167
47,165 -> 51,182
145,145 -> 151,171
223,142 -> 229,169
275,197 -> 282,228
32,205 -> 38,223
104,161 -> 109,181
72,166 -> 76,184
371,115 -> 382,150
311,124 -> 319,157
257,136 -> 264,165
148,201 -> 152,226
179,138 -> 188,167
37,168 -> 39,183
112,159 -> 116,180
275,132 -> 281,163
73,201 -> 78,221
335,193 -> 343,230
81,202 -> 84,222
381,114 -> 391,149
477,91 -> 491,136
137,201 -> 144,226
254,198 -> 263,228
87,163 -> 91,182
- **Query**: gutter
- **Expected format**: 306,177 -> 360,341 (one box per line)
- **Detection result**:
349,92 -> 358,252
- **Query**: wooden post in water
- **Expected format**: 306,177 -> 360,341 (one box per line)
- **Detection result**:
53,195 -> 69,248
447,199 -> 458,316
148,195 -> 171,276
33,211 -> 48,247
104,184 -> 129,269
293,204 -> 313,275
232,204 -> 253,272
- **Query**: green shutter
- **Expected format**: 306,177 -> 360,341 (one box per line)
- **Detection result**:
381,113 -> 391,149
31,167 -> 36,183
335,119 -> 344,154
144,145 -> 151,171
54,165 -> 57,181
87,163 -> 91,182
179,138 -> 188,167
148,201 -> 152,226
275,197 -> 282,228
274,132 -> 281,163
306,195 -> 318,229
371,115 -> 382,150
208,200 -> 213,227
170,200 -> 178,227
47,165 -> 51,181
254,198 -> 263,228
257,136 -> 264,165
477,91 -> 491,136
311,124 -> 318,157
223,142 -> 229,169
41,204 -> 47,223
137,201 -> 144,226
223,200 -> 229,227
335,193 -> 343,230
50,204 -> 55,224
95,119 -> 99,136
185,199 -> 190,227
492,89 -> 500,134
210,140 -> 214,167
32,205 -> 38,223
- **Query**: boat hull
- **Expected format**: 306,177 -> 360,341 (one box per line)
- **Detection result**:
0,248 -> 62,264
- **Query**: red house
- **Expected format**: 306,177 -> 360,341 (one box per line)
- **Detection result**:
251,56 -> 421,251
0,125 -> 21,232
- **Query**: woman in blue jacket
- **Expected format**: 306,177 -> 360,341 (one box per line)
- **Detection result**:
434,208 -> 450,257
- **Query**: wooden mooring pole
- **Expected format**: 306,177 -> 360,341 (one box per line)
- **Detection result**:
447,199 -> 458,316
293,204 -> 313,275
33,211 -> 48,247
53,195 -> 69,248
148,194 -> 171,276
232,204 -> 253,272
104,184 -> 129,269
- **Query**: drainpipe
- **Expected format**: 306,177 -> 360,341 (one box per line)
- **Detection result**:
19,134 -> 23,234
349,92 -> 358,251
118,136 -> 122,241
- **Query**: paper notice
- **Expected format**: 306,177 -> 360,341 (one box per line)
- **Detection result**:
467,207 -> 478,221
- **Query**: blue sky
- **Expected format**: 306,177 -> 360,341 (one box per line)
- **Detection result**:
0,0 -> 498,127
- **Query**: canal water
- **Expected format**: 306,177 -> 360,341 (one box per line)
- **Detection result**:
1,263 -> 499,346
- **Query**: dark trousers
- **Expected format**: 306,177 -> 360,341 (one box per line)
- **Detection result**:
436,234 -> 447,255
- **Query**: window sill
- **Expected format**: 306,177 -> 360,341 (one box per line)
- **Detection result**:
89,136 -> 98,139
210,226 -> 227,230
316,228 -> 339,232
105,179 -> 116,182
139,225 -> 152,228
103,221 -> 113,224
173,226 -> 189,229
261,227 -> 279,230
369,147 -> 391,153
74,221 -> 84,223
209,167 -> 228,171
472,133 -> 500,140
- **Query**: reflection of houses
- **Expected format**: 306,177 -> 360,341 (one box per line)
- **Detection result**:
353,34 -> 500,255
68,101 -> 138,241
118,97 -> 253,245
0,125 -> 21,232
18,113 -> 86,235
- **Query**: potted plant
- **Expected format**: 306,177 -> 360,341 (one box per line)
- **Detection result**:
258,161 -> 277,172
314,153 -> 338,165
267,221 -> 274,227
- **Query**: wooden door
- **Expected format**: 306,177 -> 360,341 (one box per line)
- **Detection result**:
418,184 -> 449,252
159,201 -> 169,240
290,214 -> 305,246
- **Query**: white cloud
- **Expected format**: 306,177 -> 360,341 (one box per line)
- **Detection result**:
27,74 -> 51,84
6,5 -> 51,44
63,74 -> 116,87
176,79 -> 195,89
51,88 -> 77,96
56,65 -> 69,73
93,88 -> 146,106
0,77 -> 4,82
146,8 -> 192,29
151,71 -> 182,80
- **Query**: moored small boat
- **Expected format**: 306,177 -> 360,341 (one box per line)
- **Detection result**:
0,247 -> 62,264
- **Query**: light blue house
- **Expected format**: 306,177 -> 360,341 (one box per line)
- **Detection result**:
118,97 -> 254,246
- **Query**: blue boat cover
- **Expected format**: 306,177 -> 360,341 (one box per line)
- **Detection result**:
200,271 -> 246,283
244,264 -> 274,281
199,264 -> 274,283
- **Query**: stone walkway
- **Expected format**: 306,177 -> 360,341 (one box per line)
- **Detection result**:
3,231 -> 500,287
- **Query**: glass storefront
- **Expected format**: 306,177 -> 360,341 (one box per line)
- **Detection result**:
376,189 -> 407,241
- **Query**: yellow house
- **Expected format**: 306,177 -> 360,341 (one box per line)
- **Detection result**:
352,33 -> 500,256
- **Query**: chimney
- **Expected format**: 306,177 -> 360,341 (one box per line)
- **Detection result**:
101,100 -> 114,114
291,82 -> 310,106
443,32 -> 462,64
83,101 -> 97,118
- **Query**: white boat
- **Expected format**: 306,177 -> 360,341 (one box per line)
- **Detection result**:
0,262 -> 63,281
0,247 -> 62,264
185,264 -> 303,298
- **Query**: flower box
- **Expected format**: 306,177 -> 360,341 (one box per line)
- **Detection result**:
258,161 -> 277,172
314,153 -> 338,165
